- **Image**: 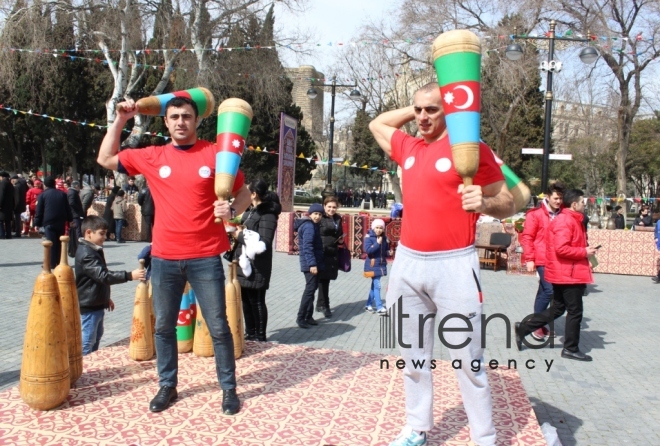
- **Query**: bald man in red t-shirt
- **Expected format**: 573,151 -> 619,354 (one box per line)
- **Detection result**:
370,82 -> 515,446
98,96 -> 252,416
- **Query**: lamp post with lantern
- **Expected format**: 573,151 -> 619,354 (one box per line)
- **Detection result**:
307,76 -> 361,199
505,20 -> 599,192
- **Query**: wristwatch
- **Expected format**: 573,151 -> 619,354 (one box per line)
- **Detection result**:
230,207 -> 237,219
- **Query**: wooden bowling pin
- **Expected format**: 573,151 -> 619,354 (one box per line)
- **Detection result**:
176,283 -> 194,353
225,261 -> 242,358
231,260 -> 245,352
54,236 -> 82,386
193,303 -> 214,357
116,87 -> 216,118
432,30 -> 482,186
20,241 -> 70,410
129,260 -> 154,361
214,98 -> 253,223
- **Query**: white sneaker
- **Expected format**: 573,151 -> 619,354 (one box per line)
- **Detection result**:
377,308 -> 389,316
365,306 -> 376,313
389,426 -> 427,446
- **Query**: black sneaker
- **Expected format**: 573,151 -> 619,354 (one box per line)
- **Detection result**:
149,386 -> 177,412
514,323 -> 523,351
324,308 -> 332,318
296,320 -> 310,329
306,317 -> 318,326
652,276 -> 660,283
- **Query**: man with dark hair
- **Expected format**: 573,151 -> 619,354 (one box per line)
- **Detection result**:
369,82 -> 515,446
519,180 -> 565,341
122,176 -> 139,195
0,171 -> 15,239
614,205 -> 625,229
98,95 -> 252,414
34,176 -> 73,267
516,189 -> 598,361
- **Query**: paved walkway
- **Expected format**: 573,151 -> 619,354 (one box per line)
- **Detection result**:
1,237 -> 658,445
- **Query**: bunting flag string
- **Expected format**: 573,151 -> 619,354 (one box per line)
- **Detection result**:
5,41 -> 658,80
0,105 -> 170,140
0,30 -> 655,55
3,104 -> 659,196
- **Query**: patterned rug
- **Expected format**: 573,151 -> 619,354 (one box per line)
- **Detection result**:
0,340 -> 546,445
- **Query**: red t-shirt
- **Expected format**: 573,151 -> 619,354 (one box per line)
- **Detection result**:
391,130 -> 504,252
118,140 -> 244,260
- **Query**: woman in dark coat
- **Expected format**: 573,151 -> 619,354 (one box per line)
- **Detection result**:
234,179 -> 281,342
102,186 -> 120,240
315,196 -> 344,318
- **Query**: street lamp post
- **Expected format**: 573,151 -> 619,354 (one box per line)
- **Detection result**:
505,20 -> 599,192
307,76 -> 361,199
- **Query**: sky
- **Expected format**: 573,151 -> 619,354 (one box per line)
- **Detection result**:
274,0 -> 399,71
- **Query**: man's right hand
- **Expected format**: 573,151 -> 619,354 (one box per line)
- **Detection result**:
310,266 -> 318,275
115,99 -> 139,122
526,261 -> 535,272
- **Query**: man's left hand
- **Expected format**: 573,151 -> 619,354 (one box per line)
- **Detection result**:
459,184 -> 485,213
214,200 -> 232,220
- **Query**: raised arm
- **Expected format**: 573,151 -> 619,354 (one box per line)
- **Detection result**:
368,106 -> 415,157
97,100 -> 139,171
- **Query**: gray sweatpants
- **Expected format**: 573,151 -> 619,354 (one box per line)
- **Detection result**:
385,244 -> 496,446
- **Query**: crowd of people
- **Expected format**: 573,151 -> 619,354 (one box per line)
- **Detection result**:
336,188 -> 389,208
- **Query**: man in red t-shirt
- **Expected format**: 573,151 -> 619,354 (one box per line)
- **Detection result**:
98,96 -> 251,415
369,82 -> 515,446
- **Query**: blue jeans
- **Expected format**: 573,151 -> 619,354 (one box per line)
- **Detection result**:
533,266 -> 554,313
81,309 -> 105,356
151,256 -> 236,389
366,276 -> 384,310
114,219 -> 124,242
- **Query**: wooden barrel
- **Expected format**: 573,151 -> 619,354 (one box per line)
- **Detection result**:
20,241 -> 70,410
54,236 -> 83,385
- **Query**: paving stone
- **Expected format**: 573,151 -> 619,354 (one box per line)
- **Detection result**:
1,237 -> 658,444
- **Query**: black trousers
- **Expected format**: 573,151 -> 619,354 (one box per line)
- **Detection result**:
0,218 -> 12,239
297,272 -> 318,322
316,279 -> 331,310
242,288 -> 268,339
143,214 -> 154,243
44,223 -> 66,268
520,284 -> 585,353
13,210 -> 23,236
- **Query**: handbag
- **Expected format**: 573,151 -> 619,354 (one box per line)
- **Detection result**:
338,247 -> 352,272
363,258 -> 375,278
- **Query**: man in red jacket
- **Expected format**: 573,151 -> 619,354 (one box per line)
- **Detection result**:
519,181 -> 564,341
515,189 -> 598,361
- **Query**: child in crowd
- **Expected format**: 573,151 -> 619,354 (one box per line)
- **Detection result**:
364,218 -> 390,315
75,215 -> 145,355
111,189 -> 127,243
294,203 -> 326,328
